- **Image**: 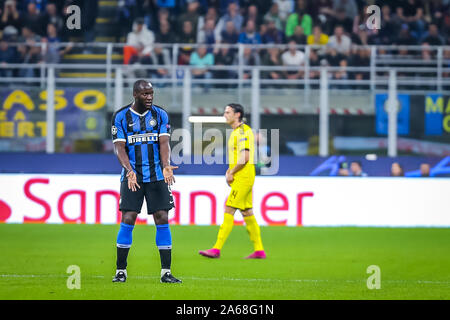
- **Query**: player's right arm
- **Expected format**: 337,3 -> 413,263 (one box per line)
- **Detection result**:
113,142 -> 140,191
112,112 -> 140,191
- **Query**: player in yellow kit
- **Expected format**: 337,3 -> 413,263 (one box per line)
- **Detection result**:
199,103 -> 266,259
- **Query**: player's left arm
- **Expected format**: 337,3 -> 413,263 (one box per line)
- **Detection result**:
226,149 -> 250,185
159,110 -> 178,185
160,135 -> 178,185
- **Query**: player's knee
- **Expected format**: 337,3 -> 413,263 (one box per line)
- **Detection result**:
242,209 -> 253,217
122,212 -> 137,225
153,210 -> 168,224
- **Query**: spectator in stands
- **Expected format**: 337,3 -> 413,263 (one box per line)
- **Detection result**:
178,0 -> 200,35
156,7 -> 173,28
124,18 -> 155,67
220,20 -> 239,44
281,40 -> 305,81
421,23 -> 445,46
375,4 -> 400,45
261,46 -> 283,84
41,2 -> 63,37
329,7 -> 353,35
238,20 -> 261,45
177,20 -> 197,65
309,0 -> 334,34
150,45 -> 171,85
197,6 -> 219,42
17,26 -> 42,78
242,46 -> 260,80
190,44 -> 214,90
423,0 -> 448,28
390,162 -> 404,177
285,0 -> 312,38
352,4 -> 368,35
42,23 -> 61,63
21,0 -> 45,36
213,44 -> 237,88
324,45 -> 347,68
308,49 -> 322,84
395,23 -> 418,46
331,59 -> 349,89
240,0 -> 272,18
349,46 -> 370,88
0,35 -> 17,78
197,17 -> 218,46
116,0 -> 141,39
155,19 -> 176,44
155,0 -> 176,15
419,43 -> 437,84
307,25 -> 329,46
396,0 -> 426,41
443,49 -> 450,88
273,0 -> 294,24
332,0 -> 358,21
1,0 -> 22,31
263,2 -> 283,32
420,163 -> 431,177
243,4 -> 262,30
81,0 -> 99,44
327,25 -> 352,56
351,25 -> 374,46
349,160 -> 368,177
287,25 -> 306,44
216,2 -> 244,34
261,18 -> 284,44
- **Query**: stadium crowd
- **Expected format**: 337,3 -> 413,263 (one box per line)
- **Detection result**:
0,0 -> 449,82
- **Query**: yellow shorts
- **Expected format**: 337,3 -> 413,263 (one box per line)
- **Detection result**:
226,181 -> 253,211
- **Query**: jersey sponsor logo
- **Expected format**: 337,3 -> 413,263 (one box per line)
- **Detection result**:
111,125 -> 118,135
127,132 -> 159,144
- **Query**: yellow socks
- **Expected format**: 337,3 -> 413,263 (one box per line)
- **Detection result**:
213,213 -> 234,250
244,215 -> 264,251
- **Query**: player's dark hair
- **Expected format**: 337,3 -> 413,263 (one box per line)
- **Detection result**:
228,103 -> 244,122
133,80 -> 151,94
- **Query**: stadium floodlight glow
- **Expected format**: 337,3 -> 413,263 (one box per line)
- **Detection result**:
188,116 -> 226,123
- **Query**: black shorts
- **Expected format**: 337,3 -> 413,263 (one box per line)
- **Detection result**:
119,179 -> 174,214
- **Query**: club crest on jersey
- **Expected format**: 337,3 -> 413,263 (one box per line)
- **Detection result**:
111,125 -> 118,135
149,118 -> 157,127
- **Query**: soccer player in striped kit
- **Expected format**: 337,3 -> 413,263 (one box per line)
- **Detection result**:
111,80 -> 181,283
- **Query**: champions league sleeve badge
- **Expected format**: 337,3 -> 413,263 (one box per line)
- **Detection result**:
111,125 -> 118,135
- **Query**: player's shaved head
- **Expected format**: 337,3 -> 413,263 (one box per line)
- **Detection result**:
133,80 -> 153,94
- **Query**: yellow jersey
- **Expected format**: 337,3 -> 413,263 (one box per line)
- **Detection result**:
228,123 -> 255,184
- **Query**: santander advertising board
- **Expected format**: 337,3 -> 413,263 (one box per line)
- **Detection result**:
0,175 -> 449,227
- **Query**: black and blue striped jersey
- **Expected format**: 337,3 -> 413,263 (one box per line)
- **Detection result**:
111,104 -> 171,183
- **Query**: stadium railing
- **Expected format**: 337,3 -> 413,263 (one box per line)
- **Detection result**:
0,43 -> 449,155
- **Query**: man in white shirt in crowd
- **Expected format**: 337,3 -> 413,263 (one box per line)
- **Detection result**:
327,25 -> 352,56
281,40 -> 305,80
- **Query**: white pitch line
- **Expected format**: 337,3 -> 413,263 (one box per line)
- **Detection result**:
0,274 -> 449,285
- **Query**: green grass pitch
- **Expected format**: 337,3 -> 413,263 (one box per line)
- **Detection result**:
0,224 -> 449,300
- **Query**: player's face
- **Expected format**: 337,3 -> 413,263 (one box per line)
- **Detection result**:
135,85 -> 154,108
223,106 -> 238,125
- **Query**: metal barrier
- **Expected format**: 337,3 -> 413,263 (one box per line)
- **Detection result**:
1,43 -> 450,156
